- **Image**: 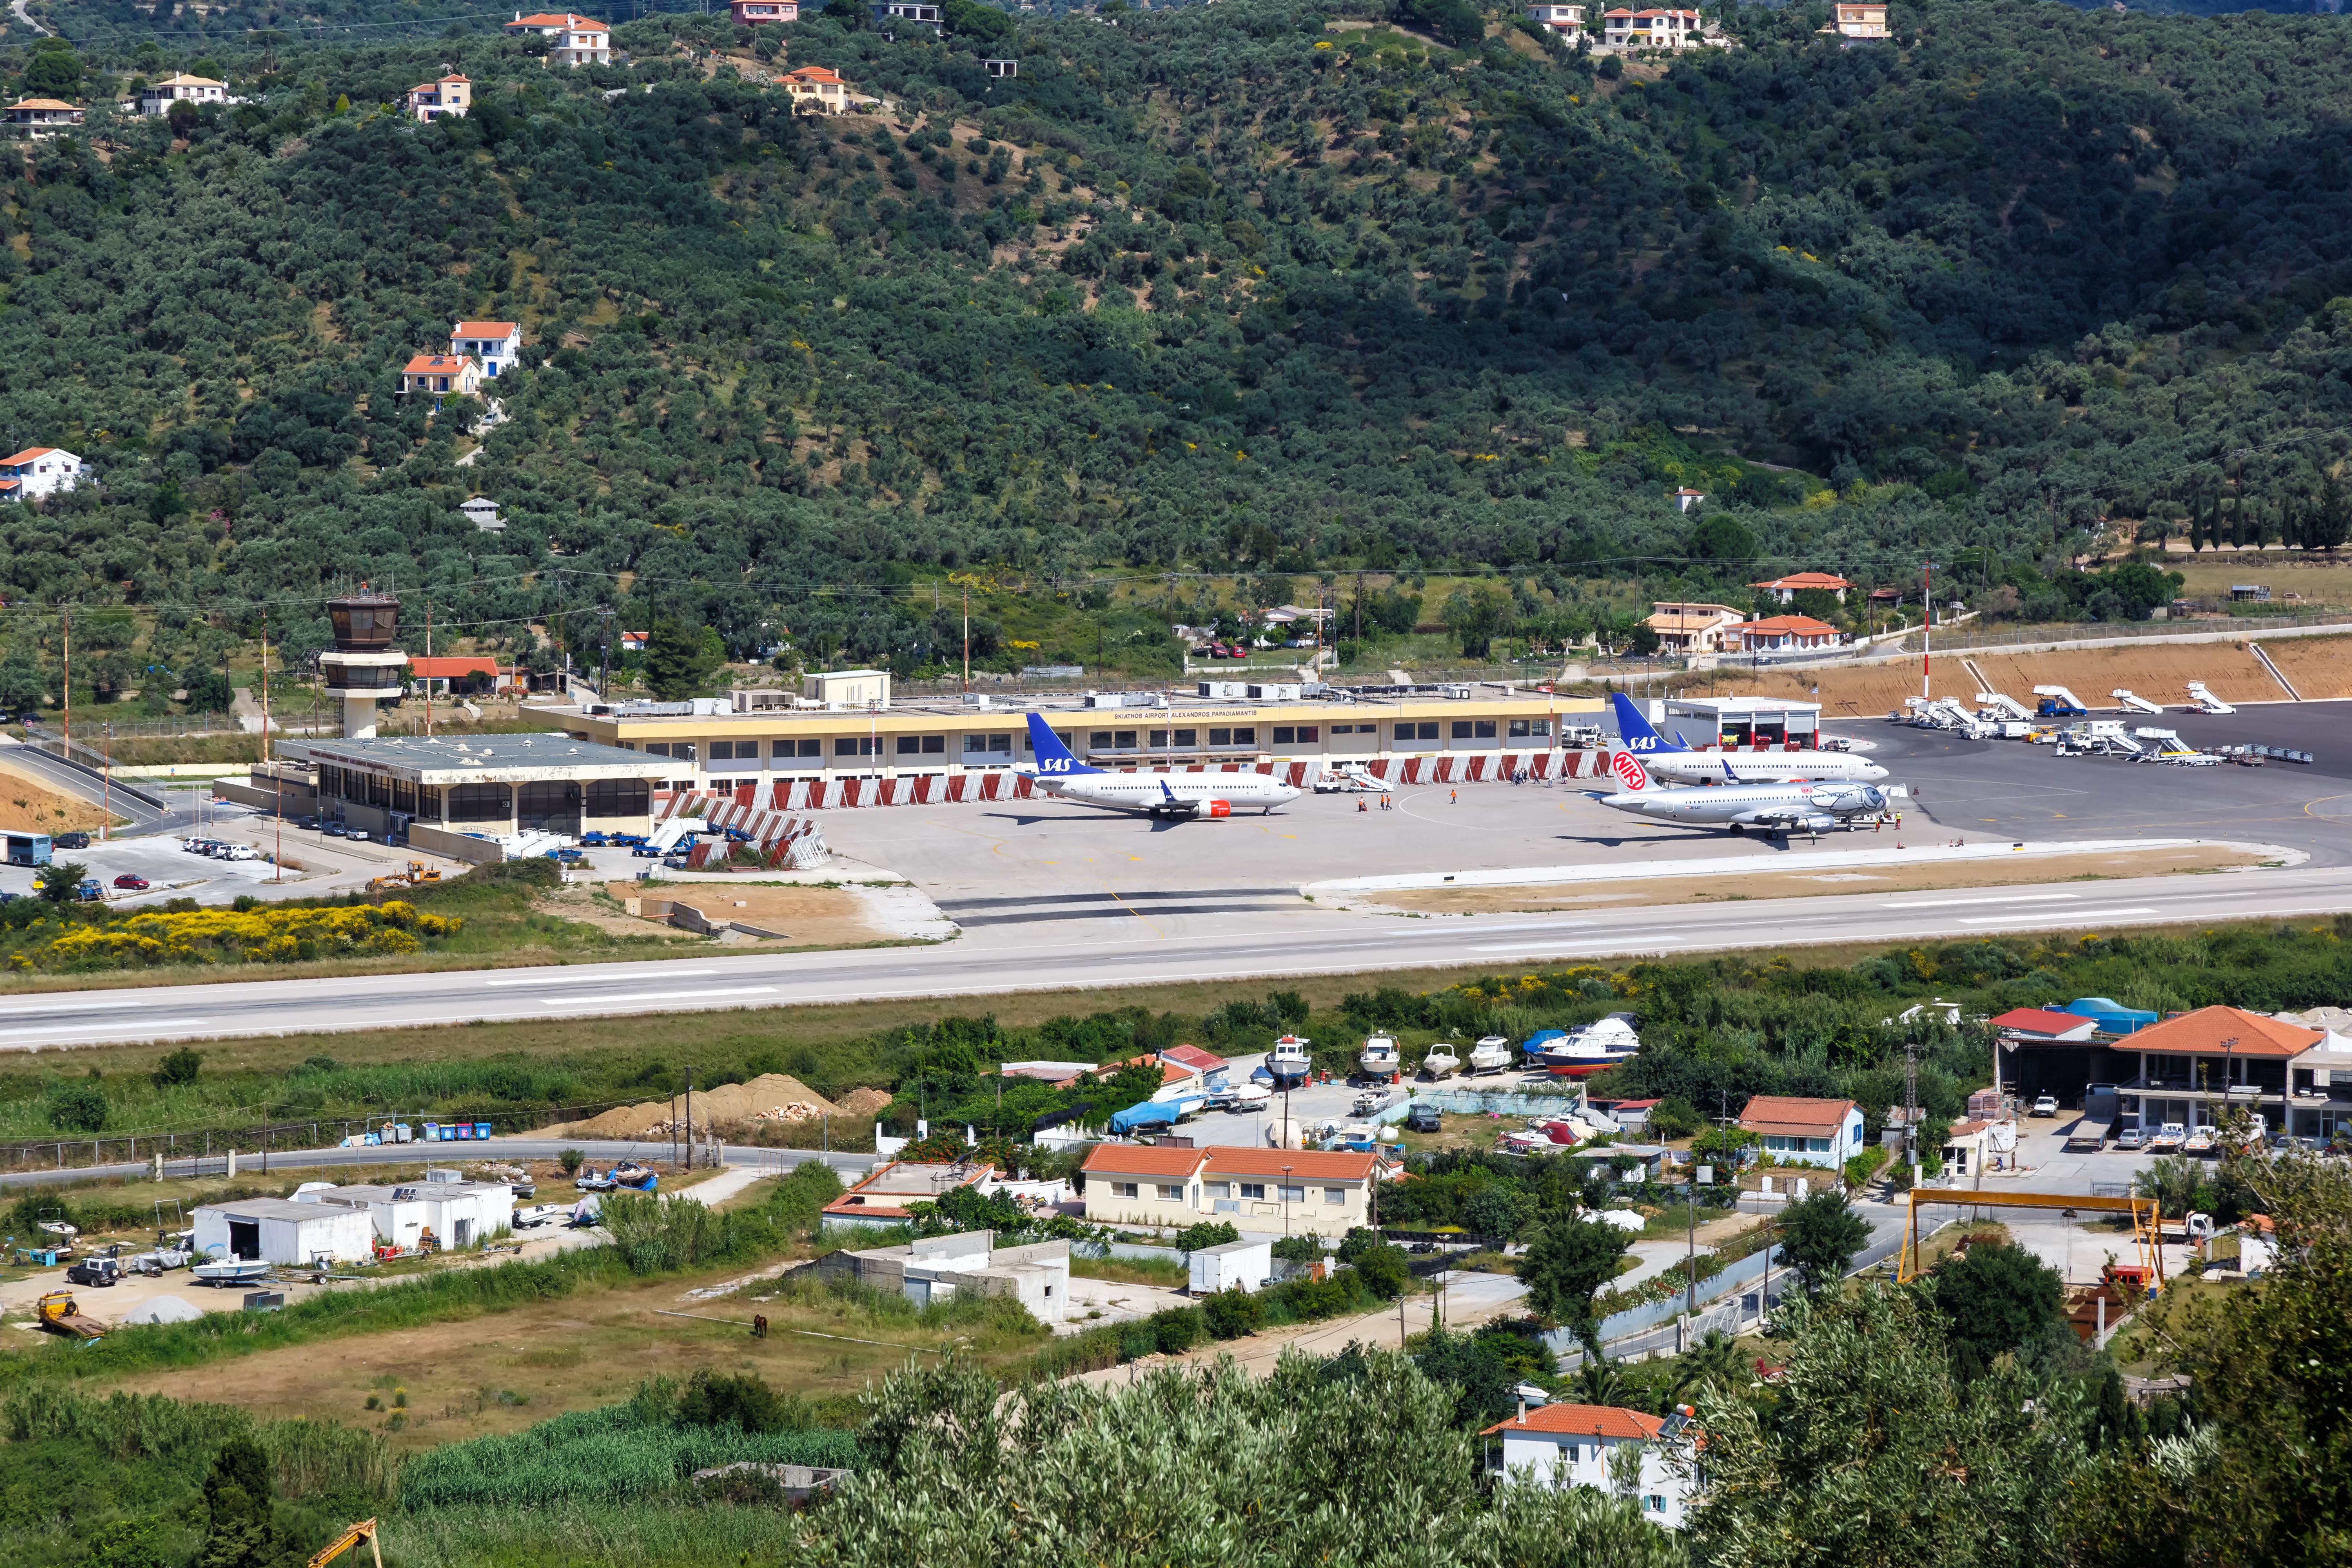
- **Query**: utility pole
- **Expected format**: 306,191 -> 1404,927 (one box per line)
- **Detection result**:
601,606 -> 612,700
1920,561 -> 1933,702
962,584 -> 970,693
424,600 -> 434,738
100,722 -> 109,841
60,607 -> 68,752
1904,1039 -> 1920,1175
1685,1169 -> 1698,1319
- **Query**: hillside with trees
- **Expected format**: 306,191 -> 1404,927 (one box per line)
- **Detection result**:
0,0 -> 2349,690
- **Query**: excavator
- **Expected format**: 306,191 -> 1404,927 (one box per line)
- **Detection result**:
365,861 -> 445,894
307,1519 -> 383,1568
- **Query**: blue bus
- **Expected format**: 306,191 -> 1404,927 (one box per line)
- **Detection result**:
3,833 -> 51,867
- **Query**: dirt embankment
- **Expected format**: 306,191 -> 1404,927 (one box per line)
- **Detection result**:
1686,635 -> 2352,718
540,1076 -> 894,1139
0,757 -> 121,834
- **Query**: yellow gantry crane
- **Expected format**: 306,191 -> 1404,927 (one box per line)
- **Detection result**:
306,1518 -> 383,1568
1896,1188 -> 2166,1287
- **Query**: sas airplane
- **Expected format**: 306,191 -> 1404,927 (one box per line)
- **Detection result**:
1592,749 -> 1890,840
1020,712 -> 1301,819
1607,693 -> 1886,784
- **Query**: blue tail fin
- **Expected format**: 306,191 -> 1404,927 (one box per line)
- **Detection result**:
1025,713 -> 1101,775
1608,693 -> 1684,755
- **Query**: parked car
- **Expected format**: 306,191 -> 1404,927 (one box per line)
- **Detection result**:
1405,1103 -> 1442,1134
53,831 -> 89,850
2030,1094 -> 2059,1118
345,830 -> 370,842
321,822 -> 345,837
2148,1122 -> 2188,1150
295,815 -> 320,831
222,844 -> 258,861
65,1255 -> 120,1287
111,874 -> 149,891
2183,1126 -> 2217,1155
2114,1125 -> 2147,1151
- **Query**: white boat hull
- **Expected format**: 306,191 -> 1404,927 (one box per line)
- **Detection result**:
1421,1051 -> 1461,1080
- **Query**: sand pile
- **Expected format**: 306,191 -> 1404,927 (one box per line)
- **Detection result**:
835,1086 -> 894,1119
545,1074 -> 844,1138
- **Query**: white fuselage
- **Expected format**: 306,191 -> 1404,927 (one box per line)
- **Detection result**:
1635,749 -> 1887,784
1599,779 -> 1889,832
1029,768 -> 1300,817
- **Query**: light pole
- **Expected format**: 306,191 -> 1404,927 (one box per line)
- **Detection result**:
1281,1163 -> 1293,1238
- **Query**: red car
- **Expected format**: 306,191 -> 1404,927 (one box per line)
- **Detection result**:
111,874 -> 149,891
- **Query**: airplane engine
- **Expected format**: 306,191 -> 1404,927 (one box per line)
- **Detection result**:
1193,800 -> 1232,819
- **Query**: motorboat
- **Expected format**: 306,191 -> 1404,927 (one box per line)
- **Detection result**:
610,1161 -> 659,1191
1267,1036 -> 1314,1088
512,1203 -> 569,1229
1537,1014 -> 1642,1078
1212,1081 -> 1272,1112
1420,1042 -> 1462,1080
1468,1036 -> 1514,1076
1249,1063 -> 1274,1087
1521,1029 -> 1567,1065
191,1255 -> 272,1287
128,1243 -> 194,1276
1358,1035 -> 1401,1081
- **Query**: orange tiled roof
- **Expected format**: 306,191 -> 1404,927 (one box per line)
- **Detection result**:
1203,1147 -> 1377,1181
1742,615 -> 1840,636
785,66 -> 847,85
404,354 -> 473,375
509,11 -> 607,25
2123,1005 -> 2322,1060
1739,1095 -> 1856,1134
453,321 -> 518,338
0,447 -> 59,465
1751,572 -> 1854,591
10,99 -> 81,111
1081,1143 -> 1207,1177
1480,1402 -> 1666,1440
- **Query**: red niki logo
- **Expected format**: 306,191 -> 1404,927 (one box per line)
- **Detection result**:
1610,750 -> 1650,791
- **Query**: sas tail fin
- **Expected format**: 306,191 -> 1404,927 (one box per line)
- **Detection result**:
1608,692 -> 1683,755
1024,712 -> 1100,776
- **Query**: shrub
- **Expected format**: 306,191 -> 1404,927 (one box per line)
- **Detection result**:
151,1047 -> 203,1089
673,1371 -> 787,1433
1648,1096 -> 1700,1140
1272,1272 -> 1350,1321
46,1079 -> 109,1133
1272,1232 -> 1326,1263
1149,1307 -> 1202,1355
1349,1246 -> 1412,1301
1201,1286 -> 1263,1339
558,1148 -> 585,1177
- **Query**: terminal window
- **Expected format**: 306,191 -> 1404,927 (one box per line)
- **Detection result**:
1508,719 -> 1552,738
1271,726 -> 1319,744
778,738 -> 823,760
708,740 -> 740,760
1396,722 -> 1439,742
835,737 -> 882,756
962,734 -> 1013,756
894,735 -> 947,755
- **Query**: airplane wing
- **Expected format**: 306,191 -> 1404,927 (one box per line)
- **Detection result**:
1731,807 -> 1837,832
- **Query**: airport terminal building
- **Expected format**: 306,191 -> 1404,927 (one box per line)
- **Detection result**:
272,733 -> 672,846
537,674 -> 1621,807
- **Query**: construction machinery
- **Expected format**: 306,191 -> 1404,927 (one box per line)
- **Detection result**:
34,1289 -> 108,1339
306,1518 -> 383,1568
2185,681 -> 2236,715
365,861 -> 444,893
1898,1189 -> 2165,1287
2111,689 -> 2165,715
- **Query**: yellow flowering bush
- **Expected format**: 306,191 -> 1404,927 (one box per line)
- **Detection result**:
39,900 -> 461,970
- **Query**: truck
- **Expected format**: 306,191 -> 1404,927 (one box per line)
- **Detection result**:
35,1290 -> 108,1340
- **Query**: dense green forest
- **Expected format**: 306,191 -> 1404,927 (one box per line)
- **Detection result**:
0,0 -> 2350,692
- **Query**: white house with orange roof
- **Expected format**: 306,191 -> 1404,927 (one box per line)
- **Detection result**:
137,74 -> 227,115
506,12 -> 612,65
781,65 -> 851,113
1524,3 -> 1585,32
1643,602 -> 1745,655
0,446 -> 90,501
6,99 -> 84,137
730,0 -> 797,20
401,353 -> 483,398
1601,8 -> 1704,48
405,74 -> 471,122
1481,1401 -> 1700,1526
1750,571 -> 1854,604
450,320 -> 523,378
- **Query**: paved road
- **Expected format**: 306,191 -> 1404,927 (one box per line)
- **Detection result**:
0,858 -> 2346,1051
0,1137 -> 877,1192
9,0 -> 49,37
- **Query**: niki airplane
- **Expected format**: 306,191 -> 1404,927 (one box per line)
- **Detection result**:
1021,712 -> 1301,818
1608,693 -> 1887,784
1591,748 -> 1891,839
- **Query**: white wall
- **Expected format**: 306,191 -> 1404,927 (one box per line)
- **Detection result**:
1490,1432 -> 1692,1528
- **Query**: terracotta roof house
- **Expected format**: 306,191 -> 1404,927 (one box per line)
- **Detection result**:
1481,1403 -> 1698,1527
1735,615 -> 1840,652
1749,572 -> 1854,604
782,65 -> 851,112
506,12 -> 612,65
1989,1007 -> 2098,1043
821,1158 -> 996,1227
1643,602 -> 1745,655
451,320 -> 523,377
0,446 -> 90,500
138,74 -> 226,115
6,99 -> 84,136
1524,2 -> 1586,32
2121,1005 -> 2343,1143
1737,1095 -> 1864,1169
405,74 -> 470,122
401,353 -> 483,397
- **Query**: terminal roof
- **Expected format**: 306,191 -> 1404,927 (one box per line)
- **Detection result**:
282,733 -> 671,782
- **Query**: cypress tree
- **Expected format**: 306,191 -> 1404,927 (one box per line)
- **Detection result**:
197,1438 -> 283,1568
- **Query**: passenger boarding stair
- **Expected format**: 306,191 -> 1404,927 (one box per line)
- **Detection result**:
2184,682 -> 2235,715
2111,689 -> 2165,715
1975,691 -> 2034,722
2033,684 -> 2091,716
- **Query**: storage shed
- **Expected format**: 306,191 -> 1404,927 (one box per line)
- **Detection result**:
1188,1236 -> 1273,1295
193,1197 -> 375,1265
304,1180 -> 514,1249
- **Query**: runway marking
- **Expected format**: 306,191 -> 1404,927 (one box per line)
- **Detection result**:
0,993 -> 169,1013
1956,906 -> 2160,926
1880,893 -> 2080,909
1471,933 -> 1682,952
0,1018 -> 210,1038
1454,920 -> 1598,933
1099,884 -> 1164,936
482,969 -> 722,988
541,987 -> 777,1009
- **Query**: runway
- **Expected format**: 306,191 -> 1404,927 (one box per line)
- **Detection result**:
0,858 -> 2343,1052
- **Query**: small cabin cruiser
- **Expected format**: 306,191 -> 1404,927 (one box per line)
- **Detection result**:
1359,1034 -> 1402,1081
1267,1035 -> 1314,1088
1468,1036 -> 1514,1075
1420,1041 -> 1462,1080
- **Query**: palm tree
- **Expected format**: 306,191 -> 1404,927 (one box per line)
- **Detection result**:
1573,1357 -> 1628,1409
1672,1329 -> 1748,1401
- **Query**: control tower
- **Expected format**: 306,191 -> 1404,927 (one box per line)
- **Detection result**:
320,592 -> 405,738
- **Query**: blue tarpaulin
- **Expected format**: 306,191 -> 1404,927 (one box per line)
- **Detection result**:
1109,1097 -> 1200,1133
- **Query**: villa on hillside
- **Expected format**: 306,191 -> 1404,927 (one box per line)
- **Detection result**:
4,99 -> 83,137
402,354 -> 483,397
1600,8 -> 1705,48
1827,2 -> 1887,38
1643,602 -> 1746,655
505,12 -> 613,65
782,65 -> 852,112
137,74 -> 227,115
0,446 -> 91,501
451,321 -> 524,377
730,0 -> 797,18
1750,572 -> 1854,604
405,74 -> 471,121
1524,2 -> 1585,31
